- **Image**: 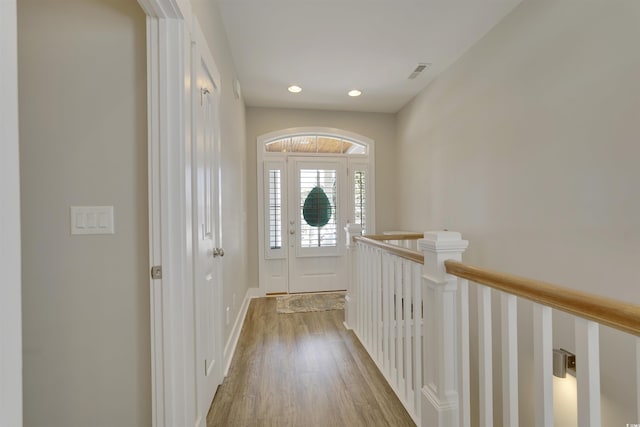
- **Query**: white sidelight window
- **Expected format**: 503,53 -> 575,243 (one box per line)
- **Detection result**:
263,161 -> 287,259
350,161 -> 370,234
353,169 -> 367,233
268,169 -> 282,250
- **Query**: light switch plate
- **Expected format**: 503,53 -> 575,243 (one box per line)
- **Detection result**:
70,206 -> 114,235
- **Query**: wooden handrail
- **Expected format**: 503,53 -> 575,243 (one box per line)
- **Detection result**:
353,235 -> 640,336
445,260 -> 640,337
364,233 -> 424,241
353,236 -> 424,264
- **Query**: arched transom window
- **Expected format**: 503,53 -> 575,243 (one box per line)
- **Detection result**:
264,135 -> 367,155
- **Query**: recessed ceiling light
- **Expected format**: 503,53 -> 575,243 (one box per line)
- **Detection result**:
288,85 -> 302,93
348,89 -> 362,97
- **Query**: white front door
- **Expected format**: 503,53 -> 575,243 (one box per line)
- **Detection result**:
258,130 -> 374,295
192,42 -> 223,425
287,157 -> 348,293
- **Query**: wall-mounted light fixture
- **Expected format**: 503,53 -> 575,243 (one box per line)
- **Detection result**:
553,348 -> 576,378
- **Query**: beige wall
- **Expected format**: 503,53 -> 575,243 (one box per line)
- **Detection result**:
191,0 -> 249,339
245,107 -> 398,289
18,0 -> 149,426
397,0 -> 640,425
19,0 -> 249,424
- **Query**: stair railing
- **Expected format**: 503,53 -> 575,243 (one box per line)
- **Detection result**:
344,225 -> 426,423
344,228 -> 640,427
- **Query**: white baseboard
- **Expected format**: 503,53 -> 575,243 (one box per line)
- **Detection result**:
343,294 -> 353,330
246,287 -> 262,299
223,287 -> 260,376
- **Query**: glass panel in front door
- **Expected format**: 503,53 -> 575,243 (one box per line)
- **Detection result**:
299,168 -> 337,248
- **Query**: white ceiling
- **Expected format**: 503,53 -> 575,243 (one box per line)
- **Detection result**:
216,0 -> 523,113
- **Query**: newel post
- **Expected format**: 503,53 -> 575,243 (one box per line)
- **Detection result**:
419,231 -> 468,427
344,223 -> 362,330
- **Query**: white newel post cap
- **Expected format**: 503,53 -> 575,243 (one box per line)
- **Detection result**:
418,231 -> 469,282
345,223 -> 363,248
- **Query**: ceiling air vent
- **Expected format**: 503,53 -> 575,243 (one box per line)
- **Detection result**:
408,63 -> 431,80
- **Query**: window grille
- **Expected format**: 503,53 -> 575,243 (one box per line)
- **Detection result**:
265,138 -> 289,153
265,136 -> 367,154
268,169 -> 282,249
354,170 -> 366,232
299,169 -> 337,248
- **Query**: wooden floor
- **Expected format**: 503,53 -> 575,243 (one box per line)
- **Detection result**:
207,297 -> 415,427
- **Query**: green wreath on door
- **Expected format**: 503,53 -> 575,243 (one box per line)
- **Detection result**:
303,186 -> 332,227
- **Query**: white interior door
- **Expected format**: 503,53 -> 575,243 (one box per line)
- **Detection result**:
192,45 -> 223,425
287,157 -> 348,293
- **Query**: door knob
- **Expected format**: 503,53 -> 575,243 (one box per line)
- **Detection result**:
289,229 -> 295,235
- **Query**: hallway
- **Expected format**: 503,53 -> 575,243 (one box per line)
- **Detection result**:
207,298 -> 415,426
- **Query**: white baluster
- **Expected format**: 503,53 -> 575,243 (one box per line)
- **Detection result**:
404,259 -> 413,411
575,318 -> 601,427
389,256 -> 397,387
419,231 -> 468,427
501,293 -> 519,427
365,248 -> 378,354
533,304 -> 553,427
396,256 -> 404,396
363,245 -> 368,341
376,249 -> 383,363
344,224 -> 362,330
414,262 -> 423,422
358,243 -> 364,336
362,246 -> 374,351
373,248 -> 380,364
637,337 -> 640,424
383,253 -> 391,374
478,285 -> 493,427
458,278 -> 470,427
360,244 -> 364,335
370,248 -> 377,353
363,246 -> 369,349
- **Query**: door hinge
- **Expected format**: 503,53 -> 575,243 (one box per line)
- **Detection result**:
150,265 -> 163,280
204,359 -> 207,375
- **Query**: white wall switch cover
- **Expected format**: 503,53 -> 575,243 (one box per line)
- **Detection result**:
70,206 -> 114,235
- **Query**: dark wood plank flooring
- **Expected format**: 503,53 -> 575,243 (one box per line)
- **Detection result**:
207,297 -> 415,427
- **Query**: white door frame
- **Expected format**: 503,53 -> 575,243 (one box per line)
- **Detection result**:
135,0 -> 196,426
1,0 -> 23,425
256,127 -> 376,296
137,0 -> 225,424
